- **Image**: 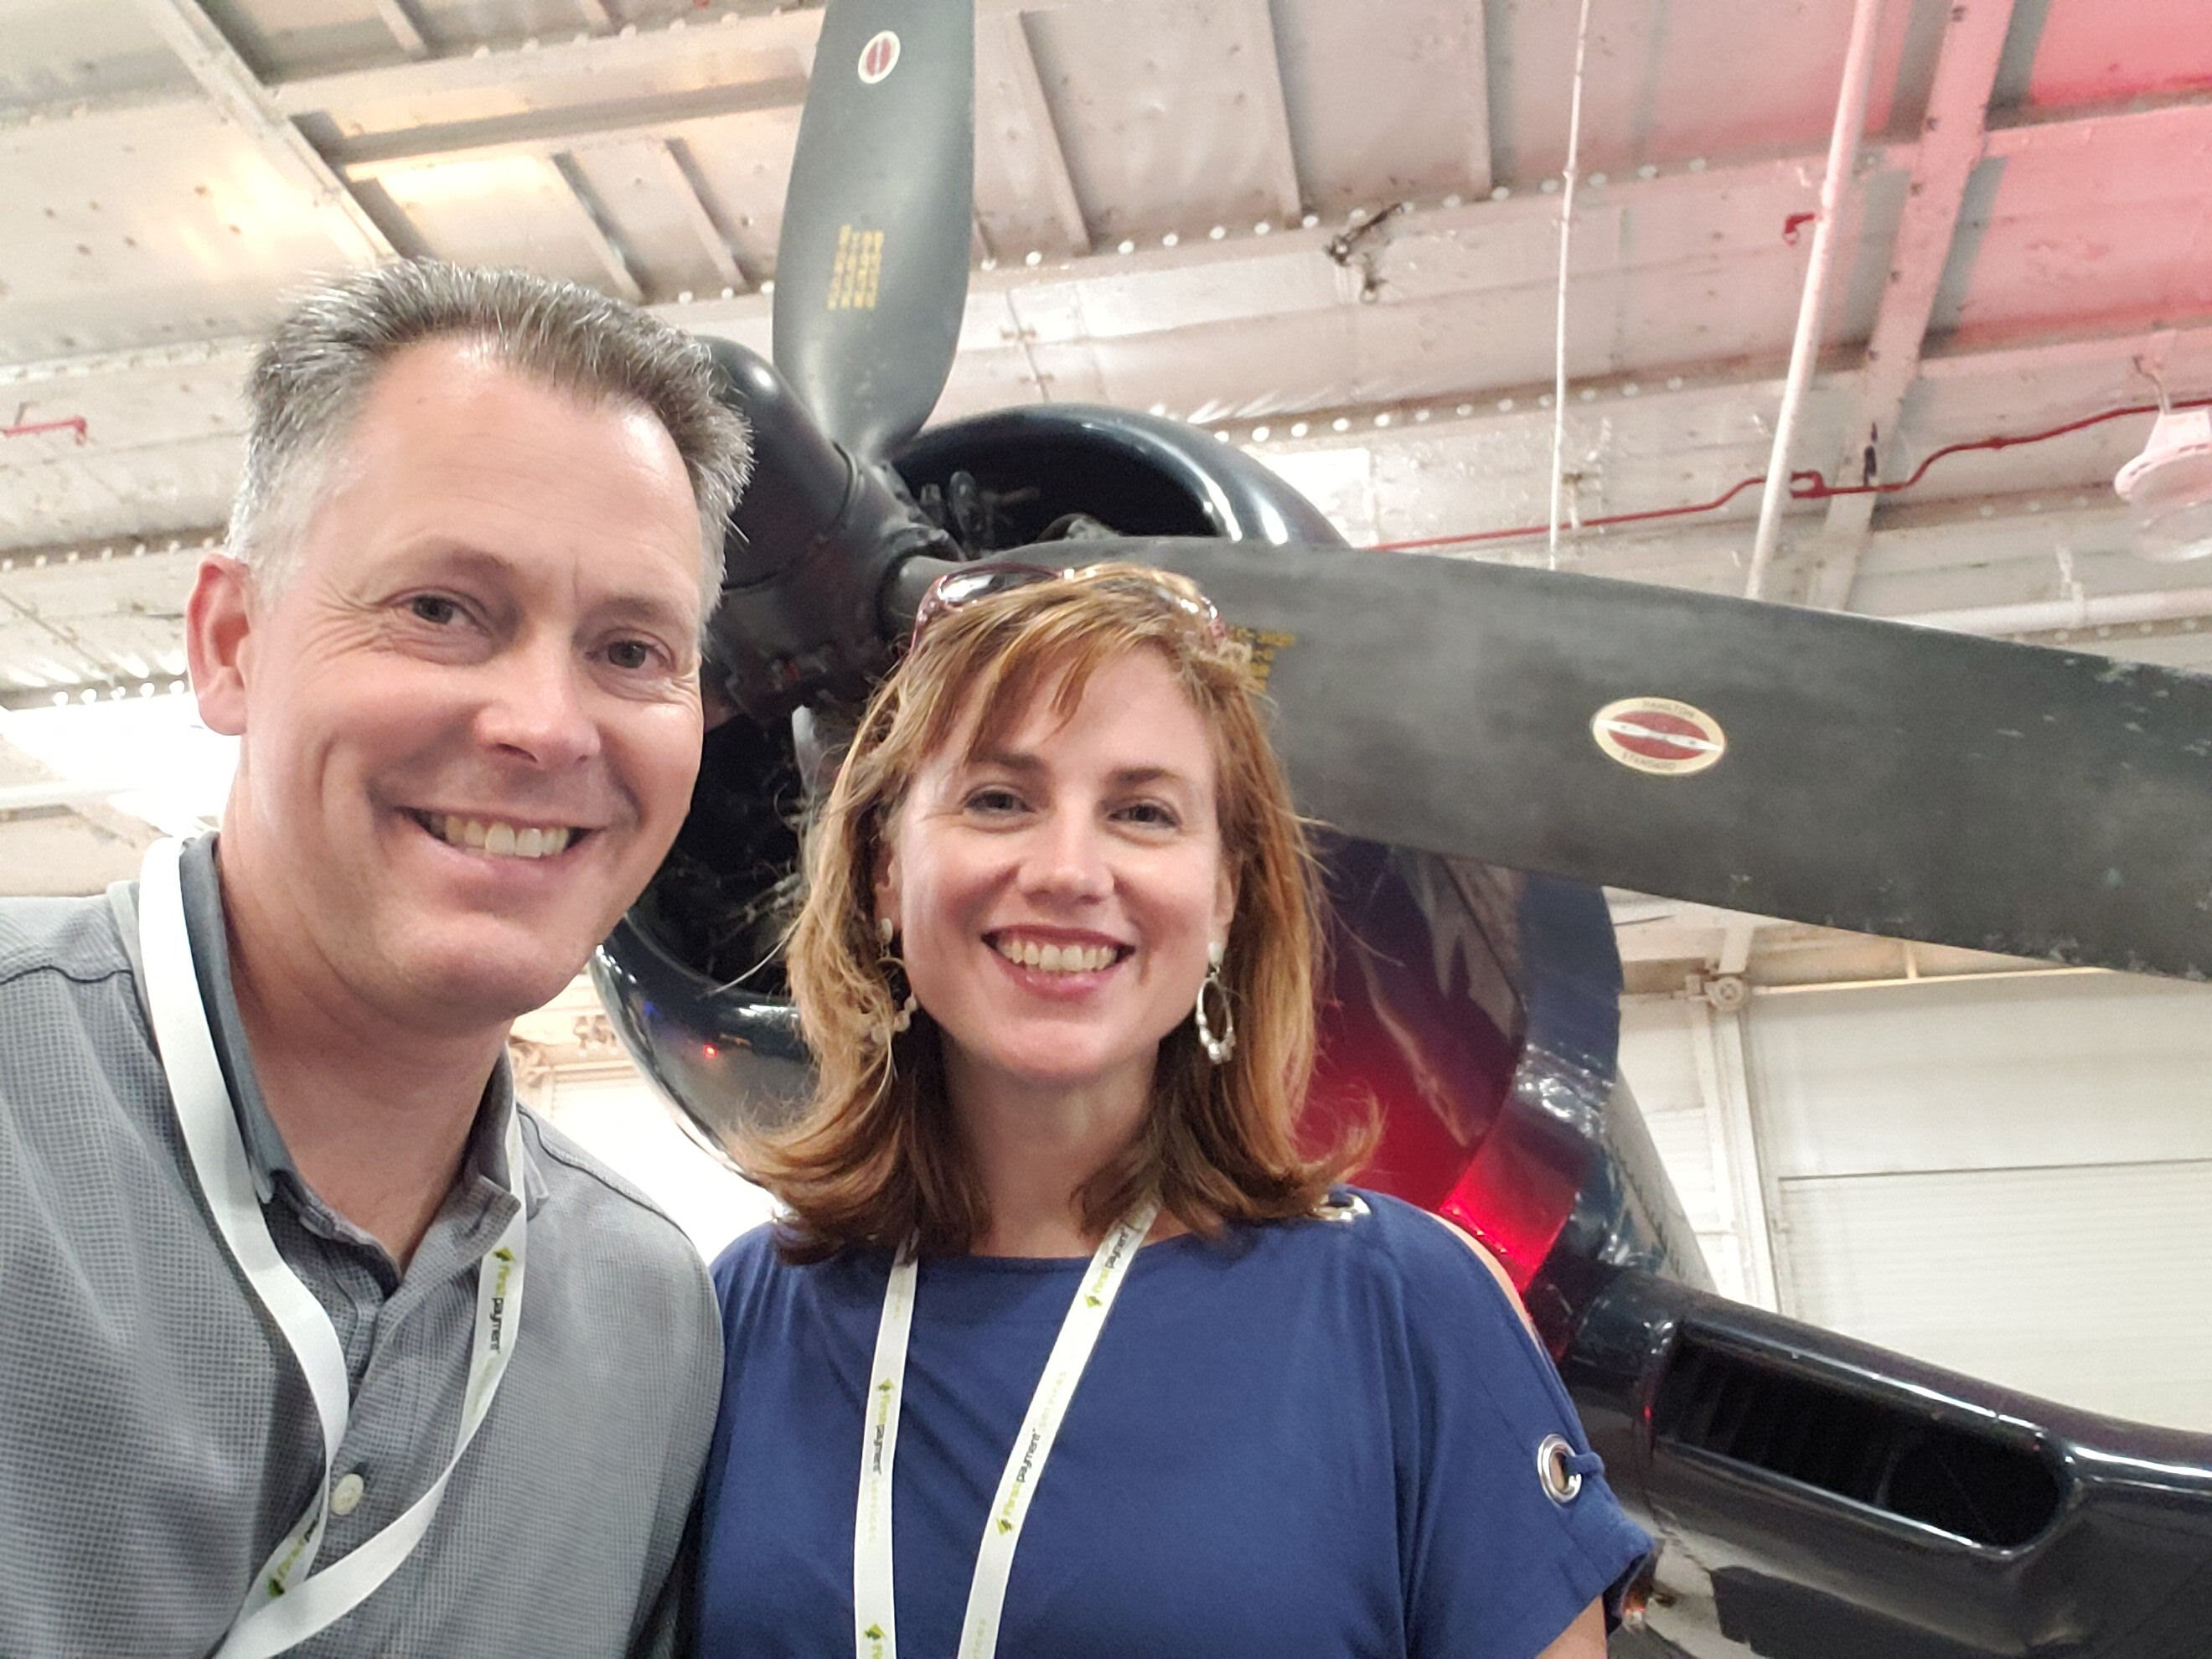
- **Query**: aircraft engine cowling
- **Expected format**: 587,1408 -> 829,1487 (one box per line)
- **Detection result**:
590,398 -> 1346,1165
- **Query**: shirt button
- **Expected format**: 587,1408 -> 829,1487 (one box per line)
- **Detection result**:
330,1471 -> 366,1517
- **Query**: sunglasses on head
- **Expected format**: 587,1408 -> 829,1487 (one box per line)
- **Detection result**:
907,562 -> 1227,652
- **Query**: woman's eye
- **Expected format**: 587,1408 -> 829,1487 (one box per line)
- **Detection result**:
965,788 -> 1025,814
407,594 -> 465,626
1119,800 -> 1180,829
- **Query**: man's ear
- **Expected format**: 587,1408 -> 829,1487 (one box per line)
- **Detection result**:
184,555 -> 256,737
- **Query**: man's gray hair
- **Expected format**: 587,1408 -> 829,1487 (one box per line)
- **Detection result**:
227,261 -> 752,610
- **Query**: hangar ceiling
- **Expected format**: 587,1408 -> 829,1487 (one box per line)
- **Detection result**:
3,0 -> 2208,979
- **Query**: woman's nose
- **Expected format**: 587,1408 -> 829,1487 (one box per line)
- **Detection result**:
1021,810 -> 1113,901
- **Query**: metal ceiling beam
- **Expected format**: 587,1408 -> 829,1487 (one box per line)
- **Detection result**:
3,390 -> 2202,666
0,589 -> 136,685
77,13 -> 2212,236
48,13 -> 2211,183
3,262 -> 2202,450
251,34 -> 2210,146
133,0 -> 396,265
547,156 -> 646,304
983,10 -> 1091,257
0,338 -> 261,390
333,120 -> 1885,303
1983,85 -> 2212,158
331,79 -> 810,179
1460,0 -> 1495,199
0,777 -> 142,809
373,0 -> 432,59
1232,0 -> 1306,225
0,85 -> 188,135
657,140 -> 748,292
1918,318 -> 2209,382
268,9 -> 828,114
1802,0 -> 2023,613
976,145 -> 1849,288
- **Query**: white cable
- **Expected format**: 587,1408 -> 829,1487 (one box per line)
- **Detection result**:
1548,0 -> 1597,569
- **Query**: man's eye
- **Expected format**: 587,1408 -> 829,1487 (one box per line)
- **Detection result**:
605,638 -> 658,671
408,594 -> 464,626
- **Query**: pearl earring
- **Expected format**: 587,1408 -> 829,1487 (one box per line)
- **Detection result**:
1194,939 -> 1233,1065
876,917 -> 917,1036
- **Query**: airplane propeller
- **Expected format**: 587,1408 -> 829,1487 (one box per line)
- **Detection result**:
688,0 -> 2212,986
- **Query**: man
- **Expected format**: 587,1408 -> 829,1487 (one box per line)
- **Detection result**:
0,262 -> 751,1656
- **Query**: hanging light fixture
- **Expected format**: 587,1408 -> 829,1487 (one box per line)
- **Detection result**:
2114,380 -> 2212,562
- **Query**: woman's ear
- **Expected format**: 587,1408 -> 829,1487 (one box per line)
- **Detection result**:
1212,860 -> 1238,942
871,835 -> 901,937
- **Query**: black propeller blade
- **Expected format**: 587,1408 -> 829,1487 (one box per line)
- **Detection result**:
772,0 -> 974,462
889,541 -> 2212,981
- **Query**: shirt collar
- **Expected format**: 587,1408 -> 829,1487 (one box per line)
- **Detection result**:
473,1051 -> 551,1217
168,833 -> 540,1218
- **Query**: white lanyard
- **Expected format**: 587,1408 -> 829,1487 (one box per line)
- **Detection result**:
853,1201 -> 1159,1659
137,839 -> 527,1659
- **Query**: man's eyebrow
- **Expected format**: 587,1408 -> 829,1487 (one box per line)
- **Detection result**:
404,543 -> 699,634
399,542 -> 523,584
594,591 -> 701,637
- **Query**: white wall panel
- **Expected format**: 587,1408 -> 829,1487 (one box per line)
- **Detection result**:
1744,973 -> 2212,1432
1621,1000 -> 1724,1225
1780,1161 -> 2212,1432
1620,996 -> 1774,1308
1748,974 -> 2212,1178
543,1068 -> 778,1263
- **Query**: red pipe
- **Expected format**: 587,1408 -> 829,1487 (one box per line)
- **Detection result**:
2,416 -> 89,444
1370,395 -> 2212,555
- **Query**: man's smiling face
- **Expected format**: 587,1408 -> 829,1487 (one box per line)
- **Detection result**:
196,336 -> 709,1035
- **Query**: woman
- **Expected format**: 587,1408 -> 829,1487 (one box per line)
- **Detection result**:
693,563 -> 1649,1657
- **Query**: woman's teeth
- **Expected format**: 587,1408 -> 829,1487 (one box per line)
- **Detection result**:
425,814 -> 574,860
995,938 -> 1118,974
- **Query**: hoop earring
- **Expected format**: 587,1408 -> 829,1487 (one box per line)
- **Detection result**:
876,916 -> 918,1036
1194,939 -> 1234,1065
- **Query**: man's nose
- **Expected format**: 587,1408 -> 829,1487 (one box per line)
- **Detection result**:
474,636 -> 602,770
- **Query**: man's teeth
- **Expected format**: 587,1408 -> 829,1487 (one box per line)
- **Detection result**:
995,938 -> 1118,974
426,814 -> 574,860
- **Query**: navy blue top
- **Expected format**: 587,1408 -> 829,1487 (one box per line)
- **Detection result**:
693,1191 -> 1650,1658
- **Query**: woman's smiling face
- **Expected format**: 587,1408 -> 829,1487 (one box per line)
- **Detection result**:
876,648 -> 1236,1103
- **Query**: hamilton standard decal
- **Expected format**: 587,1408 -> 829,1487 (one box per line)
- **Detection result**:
827,224 -> 885,310
1228,623 -> 1297,690
857,29 -> 900,84
1590,696 -> 1727,776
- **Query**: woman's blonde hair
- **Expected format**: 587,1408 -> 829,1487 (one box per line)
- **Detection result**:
747,563 -> 1363,1258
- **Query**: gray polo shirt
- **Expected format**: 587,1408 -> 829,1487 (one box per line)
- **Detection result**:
0,837 -> 723,1657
